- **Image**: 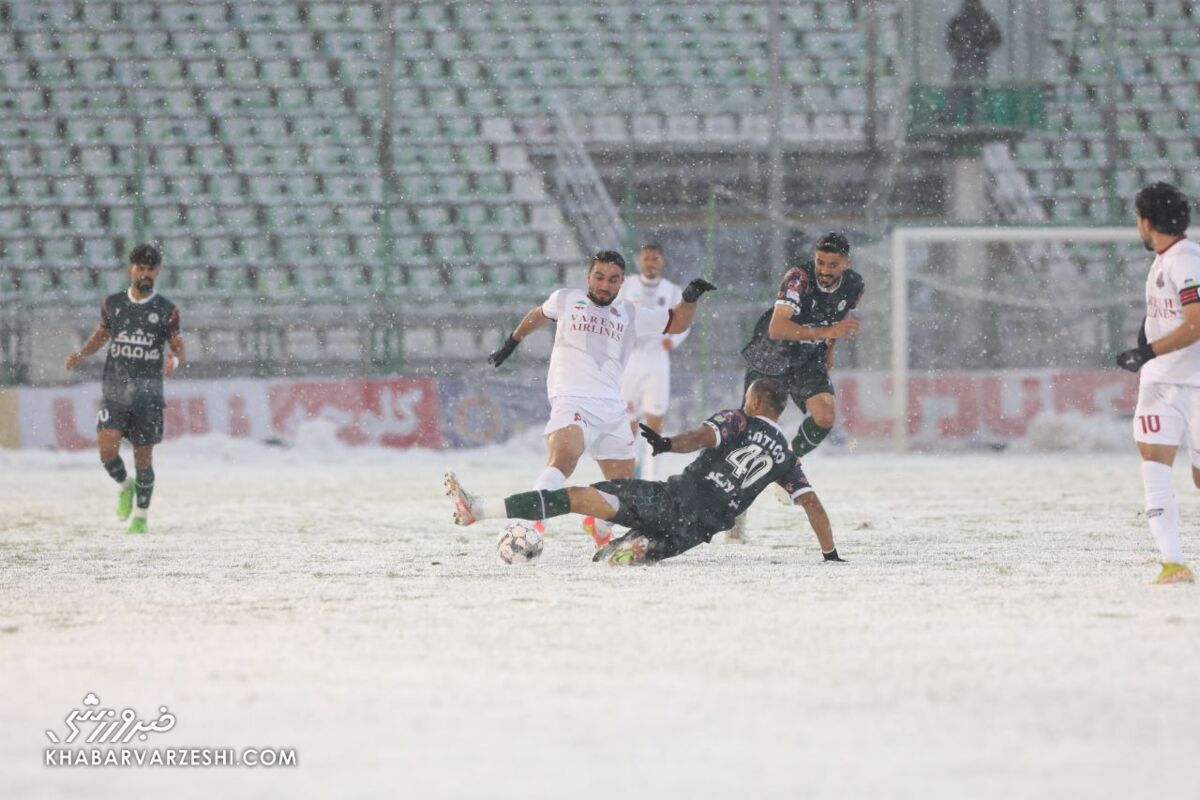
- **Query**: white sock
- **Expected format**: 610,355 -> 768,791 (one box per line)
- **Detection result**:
533,467 -> 566,492
132,506 -> 148,521
479,497 -> 507,520
1142,461 -> 1184,563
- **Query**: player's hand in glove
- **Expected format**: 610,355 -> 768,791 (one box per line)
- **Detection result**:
488,335 -> 520,367
639,424 -> 672,456
1116,342 -> 1155,372
822,548 -> 847,562
681,278 -> 717,303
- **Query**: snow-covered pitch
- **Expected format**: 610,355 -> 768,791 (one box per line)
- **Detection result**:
3,429 -> 1199,799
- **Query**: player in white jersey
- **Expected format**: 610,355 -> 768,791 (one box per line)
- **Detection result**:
486,250 -> 716,545
616,242 -> 689,480
1116,182 -> 1200,584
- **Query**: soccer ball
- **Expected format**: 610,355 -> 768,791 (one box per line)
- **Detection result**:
496,521 -> 543,565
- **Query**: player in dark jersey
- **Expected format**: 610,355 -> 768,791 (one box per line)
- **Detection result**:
64,244 -> 184,533
444,379 -> 844,565
740,232 -> 865,457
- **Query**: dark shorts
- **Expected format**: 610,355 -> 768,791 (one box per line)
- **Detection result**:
593,479 -> 719,561
97,395 -> 164,446
744,362 -> 834,412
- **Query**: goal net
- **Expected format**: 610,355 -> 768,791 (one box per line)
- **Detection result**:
881,225 -> 1145,451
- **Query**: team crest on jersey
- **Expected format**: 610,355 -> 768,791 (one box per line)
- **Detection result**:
148,313 -> 159,323
837,300 -> 847,311
574,300 -> 587,311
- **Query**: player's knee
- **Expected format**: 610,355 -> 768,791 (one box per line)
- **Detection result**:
810,405 -> 836,429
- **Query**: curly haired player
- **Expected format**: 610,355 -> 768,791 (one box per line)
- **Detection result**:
1116,182 -> 1200,584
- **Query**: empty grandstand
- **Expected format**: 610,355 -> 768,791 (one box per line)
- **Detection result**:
0,0 -> 1183,383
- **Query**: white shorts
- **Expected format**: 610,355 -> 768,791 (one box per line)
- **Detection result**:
621,365 -> 670,418
544,398 -> 636,461
1133,382 -> 1200,465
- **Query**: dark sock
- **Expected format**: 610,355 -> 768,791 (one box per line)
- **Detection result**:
503,489 -> 571,520
135,466 -> 155,510
103,457 -> 127,484
792,417 -> 831,456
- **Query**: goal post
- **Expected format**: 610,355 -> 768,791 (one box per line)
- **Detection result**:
889,225 -> 1137,452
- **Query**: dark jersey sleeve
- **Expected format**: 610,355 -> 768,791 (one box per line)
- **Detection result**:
775,458 -> 813,499
702,409 -> 748,446
166,305 -> 181,337
776,268 -> 810,313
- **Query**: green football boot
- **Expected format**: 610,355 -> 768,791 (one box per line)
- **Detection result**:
116,480 -> 134,521
127,516 -> 149,534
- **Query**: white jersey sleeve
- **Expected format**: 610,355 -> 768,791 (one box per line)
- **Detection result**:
666,280 -> 689,349
1166,247 -> 1200,302
633,303 -> 671,341
1141,239 -> 1200,386
541,289 -> 565,321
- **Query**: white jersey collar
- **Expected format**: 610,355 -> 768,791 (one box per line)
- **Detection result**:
127,288 -> 157,305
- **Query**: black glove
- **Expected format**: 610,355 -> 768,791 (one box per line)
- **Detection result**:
681,278 -> 717,303
1116,342 -> 1155,373
822,548 -> 847,562
487,335 -> 520,367
639,423 -> 672,456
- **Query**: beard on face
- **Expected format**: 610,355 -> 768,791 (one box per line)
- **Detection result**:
136,277 -> 155,292
587,289 -> 614,307
1141,234 -> 1155,252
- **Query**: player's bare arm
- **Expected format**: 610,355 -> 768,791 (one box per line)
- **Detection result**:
488,305 -> 550,367
165,332 -> 186,377
794,492 -> 838,556
64,324 -> 111,370
767,303 -> 860,342
825,338 -> 837,369
664,278 -> 717,333
638,421 -> 716,455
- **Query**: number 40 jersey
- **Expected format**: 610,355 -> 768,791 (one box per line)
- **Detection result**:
668,408 -> 812,531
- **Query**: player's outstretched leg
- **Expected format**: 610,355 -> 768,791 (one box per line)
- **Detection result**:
792,392 -> 836,456
444,472 -> 573,527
